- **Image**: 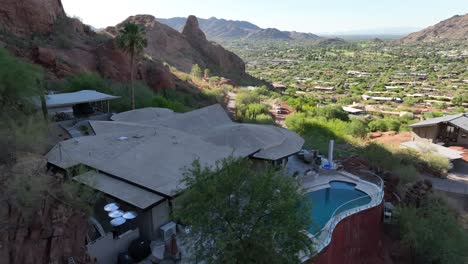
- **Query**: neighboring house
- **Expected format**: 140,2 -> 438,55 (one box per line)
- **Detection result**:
38,90 -> 120,117
409,113 -> 468,146
46,104 -> 304,261
361,95 -> 402,103
271,82 -> 287,91
312,86 -> 334,91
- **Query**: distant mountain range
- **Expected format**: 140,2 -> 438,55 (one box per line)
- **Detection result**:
401,14 -> 468,43
156,17 -> 320,41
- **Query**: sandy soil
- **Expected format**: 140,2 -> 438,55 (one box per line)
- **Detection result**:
370,131 -> 413,146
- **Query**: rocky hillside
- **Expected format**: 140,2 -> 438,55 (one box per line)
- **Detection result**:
401,14 -> 468,43
0,0 -> 258,92
157,16 -> 319,41
104,15 -> 251,83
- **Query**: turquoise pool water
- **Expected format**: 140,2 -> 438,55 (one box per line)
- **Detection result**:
306,181 -> 371,235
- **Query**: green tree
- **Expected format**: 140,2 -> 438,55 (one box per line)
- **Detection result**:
396,196 -> 468,264
0,48 -> 43,114
190,64 -> 203,80
313,105 -> 349,121
175,157 -> 313,264
116,22 -> 148,110
204,68 -> 211,79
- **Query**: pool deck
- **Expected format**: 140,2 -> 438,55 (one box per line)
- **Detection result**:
288,155 -> 384,261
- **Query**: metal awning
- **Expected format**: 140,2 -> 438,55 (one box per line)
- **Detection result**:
44,90 -> 120,108
74,171 -> 165,210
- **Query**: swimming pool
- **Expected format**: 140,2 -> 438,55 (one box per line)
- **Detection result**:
306,181 -> 371,235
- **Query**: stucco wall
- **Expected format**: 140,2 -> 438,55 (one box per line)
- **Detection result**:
308,202 -> 384,264
87,229 -> 140,263
151,200 -> 171,239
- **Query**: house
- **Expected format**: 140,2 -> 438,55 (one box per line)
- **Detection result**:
409,113 -> 468,146
37,90 -> 120,118
361,95 -> 402,103
271,82 -> 287,91
312,86 -> 334,91
46,104 -> 304,262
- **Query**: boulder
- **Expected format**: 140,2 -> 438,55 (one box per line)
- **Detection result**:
0,0 -> 65,35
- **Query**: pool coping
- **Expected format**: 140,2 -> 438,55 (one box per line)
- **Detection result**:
299,170 -> 384,262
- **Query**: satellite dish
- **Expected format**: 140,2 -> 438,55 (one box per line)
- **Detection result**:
104,203 -> 119,212
123,211 -> 138,219
108,210 -> 124,218
110,217 -> 126,227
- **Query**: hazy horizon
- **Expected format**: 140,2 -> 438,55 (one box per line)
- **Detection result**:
61,0 -> 467,34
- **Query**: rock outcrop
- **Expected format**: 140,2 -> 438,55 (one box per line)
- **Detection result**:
0,155 -> 90,264
182,15 -> 246,77
0,0 -> 65,35
105,15 -> 249,83
0,1 -> 175,91
401,14 -> 468,43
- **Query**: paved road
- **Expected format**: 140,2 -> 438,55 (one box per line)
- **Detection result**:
227,92 -> 236,119
422,160 -> 468,195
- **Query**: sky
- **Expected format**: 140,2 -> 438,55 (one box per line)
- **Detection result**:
61,0 -> 468,34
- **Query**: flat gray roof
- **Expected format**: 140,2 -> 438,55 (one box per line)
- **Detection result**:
409,113 -> 468,131
47,104 -> 305,203
44,90 -> 120,108
47,125 -> 249,197
74,171 -> 165,209
401,141 -> 463,160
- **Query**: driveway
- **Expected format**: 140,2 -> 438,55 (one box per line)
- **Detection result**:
422,160 -> 468,195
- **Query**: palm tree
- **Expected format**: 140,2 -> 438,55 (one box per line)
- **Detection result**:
116,22 -> 148,110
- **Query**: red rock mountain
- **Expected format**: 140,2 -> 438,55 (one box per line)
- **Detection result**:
401,14 -> 468,43
104,15 -> 248,82
0,1 -> 253,91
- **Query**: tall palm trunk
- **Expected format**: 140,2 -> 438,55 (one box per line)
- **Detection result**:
130,51 -> 135,110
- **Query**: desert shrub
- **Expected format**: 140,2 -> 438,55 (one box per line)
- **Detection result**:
348,119 -> 368,138
5,164 -> 52,221
236,90 -> 260,106
423,111 -> 444,119
152,95 -> 188,112
420,153 -> 451,177
368,117 -> 401,132
190,64 -> 203,80
312,105 -> 349,121
201,87 -> 227,104
396,196 -> 468,264
253,113 -> 274,125
394,164 -> 420,185
0,47 -> 43,114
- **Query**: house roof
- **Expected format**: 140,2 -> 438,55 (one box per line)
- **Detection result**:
409,113 -> 468,131
47,104 -> 304,201
342,106 -> 364,113
401,141 -> 463,160
111,107 -> 176,123
47,125 -> 247,197
43,90 -> 120,108
74,171 -> 165,210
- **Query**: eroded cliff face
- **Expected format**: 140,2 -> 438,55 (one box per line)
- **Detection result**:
105,15 -> 248,82
0,155 -> 90,264
0,0 -> 65,35
0,0 -> 175,91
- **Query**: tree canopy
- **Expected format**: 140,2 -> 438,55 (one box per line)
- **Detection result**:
396,195 -> 468,264
116,22 -> 148,109
0,48 -> 43,115
174,157 -> 313,264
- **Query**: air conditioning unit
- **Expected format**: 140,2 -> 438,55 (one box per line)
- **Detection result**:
160,221 -> 177,242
